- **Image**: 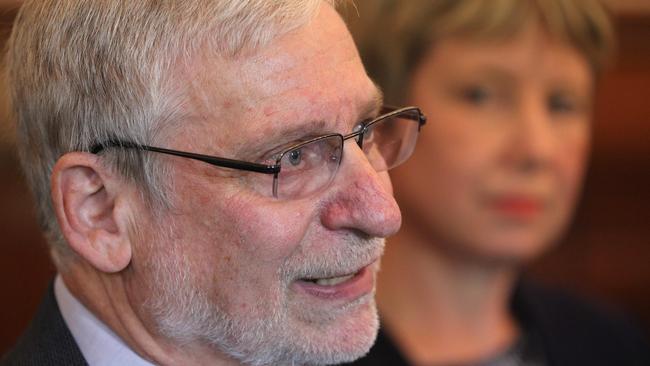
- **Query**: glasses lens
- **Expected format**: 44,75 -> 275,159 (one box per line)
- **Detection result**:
363,109 -> 421,171
275,134 -> 343,199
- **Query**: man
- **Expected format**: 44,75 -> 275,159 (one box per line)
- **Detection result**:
2,1 -> 425,365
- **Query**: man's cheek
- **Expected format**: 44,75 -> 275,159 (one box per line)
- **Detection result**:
225,200 -> 313,262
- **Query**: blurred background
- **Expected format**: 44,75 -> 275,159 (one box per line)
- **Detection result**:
527,1 -> 650,336
0,0 -> 648,354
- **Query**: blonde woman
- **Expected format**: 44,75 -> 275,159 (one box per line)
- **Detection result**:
346,1 -> 650,365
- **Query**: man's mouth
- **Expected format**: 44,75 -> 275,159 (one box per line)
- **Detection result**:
293,262 -> 377,301
304,273 -> 356,286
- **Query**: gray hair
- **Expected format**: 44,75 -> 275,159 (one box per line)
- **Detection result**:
347,0 -> 615,104
6,0 -> 339,267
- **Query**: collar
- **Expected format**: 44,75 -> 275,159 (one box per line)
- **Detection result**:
54,275 -> 156,366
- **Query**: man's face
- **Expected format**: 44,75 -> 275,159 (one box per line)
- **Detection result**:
127,4 -> 401,365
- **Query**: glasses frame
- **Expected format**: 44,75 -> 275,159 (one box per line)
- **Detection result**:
90,105 -> 426,198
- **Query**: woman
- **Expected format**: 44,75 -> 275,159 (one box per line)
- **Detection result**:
346,1 -> 650,365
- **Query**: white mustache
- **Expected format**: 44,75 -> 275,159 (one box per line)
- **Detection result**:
279,235 -> 385,282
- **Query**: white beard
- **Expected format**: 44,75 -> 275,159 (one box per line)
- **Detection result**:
141,224 -> 383,365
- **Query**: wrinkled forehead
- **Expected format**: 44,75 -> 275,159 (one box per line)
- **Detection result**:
178,4 -> 379,154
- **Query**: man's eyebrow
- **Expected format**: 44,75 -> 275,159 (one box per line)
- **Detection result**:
243,119 -> 328,159
270,120 -> 328,143
358,83 -> 384,122
243,85 -> 383,159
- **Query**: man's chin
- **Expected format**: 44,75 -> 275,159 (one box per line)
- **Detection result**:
287,294 -> 380,365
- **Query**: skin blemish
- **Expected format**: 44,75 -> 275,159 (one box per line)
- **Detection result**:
263,105 -> 276,117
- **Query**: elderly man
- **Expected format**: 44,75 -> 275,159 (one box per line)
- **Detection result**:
2,1 -> 425,365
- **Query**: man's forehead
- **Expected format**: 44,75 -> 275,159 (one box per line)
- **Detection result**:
194,4 -> 360,102
181,3 -> 379,154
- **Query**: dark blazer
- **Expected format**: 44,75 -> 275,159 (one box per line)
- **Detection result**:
1,283 -> 87,366
348,279 -> 650,365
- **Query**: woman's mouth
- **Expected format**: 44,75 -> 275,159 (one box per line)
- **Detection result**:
490,195 -> 544,220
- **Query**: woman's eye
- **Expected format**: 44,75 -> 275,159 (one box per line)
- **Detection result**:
548,94 -> 577,113
460,86 -> 491,105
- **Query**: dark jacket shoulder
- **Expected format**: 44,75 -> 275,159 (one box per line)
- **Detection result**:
513,279 -> 650,366
1,282 -> 87,366
349,279 -> 650,366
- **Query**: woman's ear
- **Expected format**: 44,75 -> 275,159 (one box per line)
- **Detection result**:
51,152 -> 133,273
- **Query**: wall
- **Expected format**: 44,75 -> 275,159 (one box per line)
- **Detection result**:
528,14 -> 650,334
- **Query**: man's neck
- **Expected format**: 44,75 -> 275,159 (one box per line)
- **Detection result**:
376,223 -> 520,365
60,266 -> 240,366
55,274 -> 157,366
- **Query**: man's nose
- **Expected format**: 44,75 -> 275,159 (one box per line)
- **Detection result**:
320,144 -> 402,238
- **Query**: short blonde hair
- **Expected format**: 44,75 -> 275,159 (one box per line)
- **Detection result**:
347,0 -> 615,104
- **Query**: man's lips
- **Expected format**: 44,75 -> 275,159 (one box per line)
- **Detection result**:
292,261 -> 376,301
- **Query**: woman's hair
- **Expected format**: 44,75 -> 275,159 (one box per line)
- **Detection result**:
347,0 -> 615,104
5,0 -> 339,265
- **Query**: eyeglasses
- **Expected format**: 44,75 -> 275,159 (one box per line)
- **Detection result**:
91,105 -> 426,200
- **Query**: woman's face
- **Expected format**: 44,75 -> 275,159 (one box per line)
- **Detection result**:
393,22 -> 594,264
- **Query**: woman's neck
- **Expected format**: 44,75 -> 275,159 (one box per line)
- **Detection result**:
377,223 -> 521,365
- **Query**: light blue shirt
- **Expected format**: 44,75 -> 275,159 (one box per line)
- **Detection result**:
54,275 -> 156,366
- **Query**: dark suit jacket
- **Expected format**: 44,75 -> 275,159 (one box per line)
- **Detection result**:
348,279 -> 650,366
1,283 -> 87,366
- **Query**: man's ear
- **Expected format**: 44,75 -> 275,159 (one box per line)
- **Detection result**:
51,152 -> 133,273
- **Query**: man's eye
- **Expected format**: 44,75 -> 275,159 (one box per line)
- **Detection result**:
263,139 -> 309,164
352,120 -> 372,143
287,148 -> 302,166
